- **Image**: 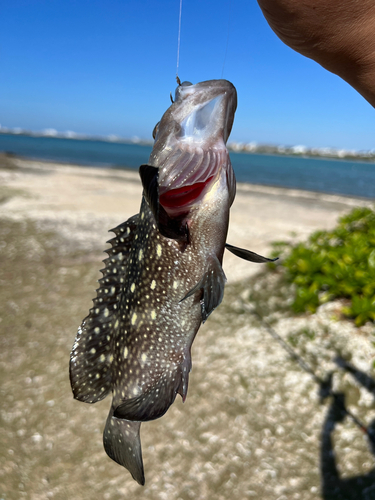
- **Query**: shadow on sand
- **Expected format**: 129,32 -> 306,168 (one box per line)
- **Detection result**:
321,357 -> 375,499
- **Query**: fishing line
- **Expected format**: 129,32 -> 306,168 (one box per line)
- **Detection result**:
221,0 -> 232,78
176,0 -> 183,81
244,303 -> 374,442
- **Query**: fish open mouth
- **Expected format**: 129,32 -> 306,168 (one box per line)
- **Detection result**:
158,146 -> 229,217
152,80 -> 237,218
159,175 -> 214,210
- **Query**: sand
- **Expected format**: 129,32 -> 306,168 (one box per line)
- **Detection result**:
1,156 -> 374,500
1,156 -> 372,281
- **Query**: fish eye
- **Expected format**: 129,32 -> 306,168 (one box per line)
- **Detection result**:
152,122 -> 160,140
174,81 -> 194,102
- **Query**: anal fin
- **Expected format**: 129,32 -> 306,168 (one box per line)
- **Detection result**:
225,243 -> 278,263
103,408 -> 145,486
114,355 -> 191,421
181,254 -> 226,322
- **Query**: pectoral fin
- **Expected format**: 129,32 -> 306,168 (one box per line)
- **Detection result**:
139,164 -> 159,223
181,254 -> 226,322
225,243 -> 278,263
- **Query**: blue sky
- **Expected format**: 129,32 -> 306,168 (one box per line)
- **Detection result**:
1,0 -> 374,150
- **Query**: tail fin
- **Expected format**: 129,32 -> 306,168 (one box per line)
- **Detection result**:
103,408 -> 145,485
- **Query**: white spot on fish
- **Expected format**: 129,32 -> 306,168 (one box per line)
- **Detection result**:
138,249 -> 143,260
151,310 -> 156,320
156,244 -> 162,257
130,283 -> 135,293
90,348 -> 96,354
124,347 -> 129,358
141,353 -> 147,363
173,281 -> 178,289
104,308 -> 109,318
131,313 -> 137,325
150,280 -> 156,290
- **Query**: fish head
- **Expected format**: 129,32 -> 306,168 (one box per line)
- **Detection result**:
146,79 -> 237,223
153,79 -> 237,148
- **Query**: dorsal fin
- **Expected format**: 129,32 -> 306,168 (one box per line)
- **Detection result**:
69,215 -> 138,404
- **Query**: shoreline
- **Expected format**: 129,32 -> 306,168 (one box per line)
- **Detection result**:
2,151 -> 375,202
2,130 -> 375,163
1,156 -> 373,284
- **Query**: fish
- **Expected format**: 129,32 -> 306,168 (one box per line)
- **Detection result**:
69,79 -> 277,485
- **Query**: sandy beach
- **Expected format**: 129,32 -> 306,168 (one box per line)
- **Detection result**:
1,155 -> 375,500
1,156 -> 372,281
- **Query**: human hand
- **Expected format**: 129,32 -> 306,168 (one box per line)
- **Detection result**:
257,0 -> 375,107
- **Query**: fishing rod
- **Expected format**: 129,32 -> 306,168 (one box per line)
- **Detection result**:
245,303 -> 375,443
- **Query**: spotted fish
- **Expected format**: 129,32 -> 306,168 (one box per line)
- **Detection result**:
69,79 -> 276,485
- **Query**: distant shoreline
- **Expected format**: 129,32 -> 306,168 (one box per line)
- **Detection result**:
2,145 -> 375,173
1,136 -> 375,199
1,129 -> 374,164
230,148 -> 375,164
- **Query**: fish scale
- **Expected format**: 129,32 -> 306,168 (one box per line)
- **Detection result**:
70,79 -> 277,485
113,189 -> 226,397
111,198 -> 200,409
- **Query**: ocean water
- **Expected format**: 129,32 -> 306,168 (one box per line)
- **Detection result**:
0,133 -> 153,169
1,133 -> 375,199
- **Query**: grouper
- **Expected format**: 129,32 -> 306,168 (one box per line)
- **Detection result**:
69,79 -> 276,485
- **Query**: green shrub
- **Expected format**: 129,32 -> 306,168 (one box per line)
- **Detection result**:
270,207 -> 375,326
